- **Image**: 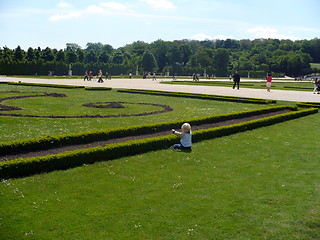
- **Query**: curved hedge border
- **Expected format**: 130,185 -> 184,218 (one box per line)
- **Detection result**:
0,107 -> 317,179
296,102 -> 320,108
0,106 -> 293,156
118,89 -> 276,104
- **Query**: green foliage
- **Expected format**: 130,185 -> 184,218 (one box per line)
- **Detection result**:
296,102 -> 320,108
84,87 -> 112,91
1,38 -> 319,76
141,50 -> 158,72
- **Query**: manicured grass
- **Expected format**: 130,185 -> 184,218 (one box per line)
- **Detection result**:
0,84 -> 269,142
310,63 -> 320,70
162,80 -> 315,91
1,112 -> 319,239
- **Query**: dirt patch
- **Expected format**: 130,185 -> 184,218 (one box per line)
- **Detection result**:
0,109 -> 292,161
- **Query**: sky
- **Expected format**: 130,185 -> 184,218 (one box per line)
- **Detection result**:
0,0 -> 319,50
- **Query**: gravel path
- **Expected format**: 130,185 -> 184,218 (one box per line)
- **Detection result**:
1,76 -> 319,103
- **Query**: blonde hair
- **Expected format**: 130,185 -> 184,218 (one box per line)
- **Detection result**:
181,123 -> 191,133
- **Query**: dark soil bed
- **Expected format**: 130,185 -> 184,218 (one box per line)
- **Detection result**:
0,109 -> 292,162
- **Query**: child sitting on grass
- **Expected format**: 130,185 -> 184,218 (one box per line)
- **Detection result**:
170,123 -> 192,151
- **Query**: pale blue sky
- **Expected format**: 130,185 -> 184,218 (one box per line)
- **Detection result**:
0,0 -> 319,50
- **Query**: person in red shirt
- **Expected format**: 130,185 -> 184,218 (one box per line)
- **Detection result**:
266,73 -> 272,92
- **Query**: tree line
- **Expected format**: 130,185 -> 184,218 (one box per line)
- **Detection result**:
0,38 -> 319,77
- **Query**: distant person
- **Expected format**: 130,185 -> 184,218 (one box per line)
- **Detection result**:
84,71 -> 89,81
232,71 -> 240,90
266,73 -> 272,92
129,73 -> 132,79
152,72 -> 156,81
170,123 -> 192,151
173,73 -> 177,81
88,71 -> 93,81
314,78 -> 320,94
97,70 -> 104,83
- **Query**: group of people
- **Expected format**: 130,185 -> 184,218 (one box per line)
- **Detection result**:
232,71 -> 273,92
84,71 -> 111,82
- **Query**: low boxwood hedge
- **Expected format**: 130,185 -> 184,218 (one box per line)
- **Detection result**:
296,102 -> 320,108
117,89 -> 276,104
0,107 -> 317,179
284,86 -> 314,90
0,106 -> 294,156
84,87 -> 112,91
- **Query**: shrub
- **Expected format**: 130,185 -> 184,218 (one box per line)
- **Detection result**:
296,102 -> 320,108
117,89 -> 276,104
85,87 -> 112,91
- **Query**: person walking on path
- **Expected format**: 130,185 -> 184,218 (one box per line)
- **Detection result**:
313,78 -> 320,94
232,71 -> 240,90
97,70 -> 104,83
88,71 -> 93,81
152,72 -> 157,81
266,73 -> 272,92
84,71 -> 89,81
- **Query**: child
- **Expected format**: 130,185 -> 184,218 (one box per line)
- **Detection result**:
170,123 -> 192,150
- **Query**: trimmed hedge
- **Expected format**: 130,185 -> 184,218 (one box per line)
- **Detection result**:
0,107 -> 317,179
0,106 -> 294,156
118,89 -> 276,104
8,82 -> 84,89
166,81 -> 255,87
284,86 -> 314,90
84,87 -> 112,91
296,102 -> 320,108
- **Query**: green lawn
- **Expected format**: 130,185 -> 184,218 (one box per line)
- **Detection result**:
310,63 -> 320,70
0,83 -> 319,239
0,84 -> 268,142
0,112 -> 319,239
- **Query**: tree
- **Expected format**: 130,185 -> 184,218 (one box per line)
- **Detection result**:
14,46 -> 24,62
85,51 -> 97,63
66,51 -> 78,63
166,45 -> 181,65
98,51 -> 110,63
56,50 -> 65,62
66,43 -> 82,52
26,47 -> 35,62
213,48 -> 229,74
124,41 -> 149,55
86,42 -> 104,53
112,51 -> 125,64
41,47 -> 54,62
178,44 -> 192,65
150,39 -> 168,71
141,50 -> 158,72
190,49 -> 213,68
